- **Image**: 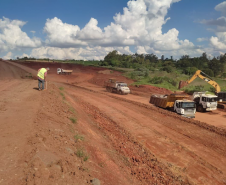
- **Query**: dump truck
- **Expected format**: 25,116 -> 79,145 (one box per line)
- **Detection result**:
192,92 -> 218,112
104,78 -> 130,95
57,68 -> 73,75
149,94 -> 196,118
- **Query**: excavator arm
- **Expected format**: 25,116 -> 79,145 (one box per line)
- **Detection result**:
179,70 -> 221,93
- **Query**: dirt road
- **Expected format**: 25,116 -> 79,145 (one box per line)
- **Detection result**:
1,60 -> 226,184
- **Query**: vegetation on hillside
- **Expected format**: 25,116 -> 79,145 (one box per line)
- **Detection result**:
16,50 -> 226,93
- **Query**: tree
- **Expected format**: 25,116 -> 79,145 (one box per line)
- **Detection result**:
208,57 -> 223,77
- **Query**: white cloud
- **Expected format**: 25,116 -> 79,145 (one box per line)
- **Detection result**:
215,1 -> 226,15
201,17 -> 226,27
0,17 -> 41,52
1,0 -> 214,60
43,0 -> 202,57
210,36 -> 226,50
44,17 -> 87,47
30,46 -> 132,60
198,1 -> 226,56
197,38 -> 208,42
3,52 -> 12,59
76,18 -> 103,41
20,53 -> 29,58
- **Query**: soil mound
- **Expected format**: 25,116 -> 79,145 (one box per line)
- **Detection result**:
0,61 -> 32,79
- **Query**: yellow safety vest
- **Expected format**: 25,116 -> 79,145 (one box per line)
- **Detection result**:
37,68 -> 47,79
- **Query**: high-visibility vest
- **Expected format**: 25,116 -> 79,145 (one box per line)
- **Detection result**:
37,68 -> 47,79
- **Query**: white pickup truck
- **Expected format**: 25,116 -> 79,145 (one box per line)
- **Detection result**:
57,68 -> 73,75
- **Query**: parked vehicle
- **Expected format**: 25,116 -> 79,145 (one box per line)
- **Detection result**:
178,70 -> 226,109
57,68 -> 73,75
149,94 -> 196,118
104,78 -> 130,95
192,92 -> 218,112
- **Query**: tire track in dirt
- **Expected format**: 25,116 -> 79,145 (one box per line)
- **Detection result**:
68,83 -> 226,137
64,83 -> 226,184
68,94 -> 189,185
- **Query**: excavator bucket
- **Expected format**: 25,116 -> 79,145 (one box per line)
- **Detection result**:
178,81 -> 188,89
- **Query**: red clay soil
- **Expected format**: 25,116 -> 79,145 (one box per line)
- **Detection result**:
17,61 -> 172,97
1,60 -> 226,185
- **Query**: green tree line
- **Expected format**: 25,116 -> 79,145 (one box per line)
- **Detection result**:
99,50 -> 226,78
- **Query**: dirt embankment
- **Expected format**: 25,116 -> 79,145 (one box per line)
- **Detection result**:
1,60 -> 226,184
17,61 -> 172,97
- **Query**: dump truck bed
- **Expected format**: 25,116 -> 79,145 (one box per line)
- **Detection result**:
62,69 -> 73,73
150,94 -> 189,108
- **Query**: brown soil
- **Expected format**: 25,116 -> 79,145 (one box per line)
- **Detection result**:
1,60 -> 226,185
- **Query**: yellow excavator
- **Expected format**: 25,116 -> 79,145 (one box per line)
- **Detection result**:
179,70 -> 226,109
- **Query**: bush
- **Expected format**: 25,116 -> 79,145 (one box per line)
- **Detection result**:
129,67 -> 149,80
69,117 -> 77,124
184,85 -> 205,94
202,69 -> 214,77
221,72 -> 226,78
149,76 -> 177,87
162,66 -> 173,73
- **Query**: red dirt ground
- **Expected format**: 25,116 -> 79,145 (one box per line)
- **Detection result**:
1,60 -> 226,185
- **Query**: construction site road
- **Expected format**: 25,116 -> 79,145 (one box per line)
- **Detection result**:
1,60 -> 226,185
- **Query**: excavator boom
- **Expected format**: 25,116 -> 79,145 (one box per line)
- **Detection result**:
178,70 -> 221,93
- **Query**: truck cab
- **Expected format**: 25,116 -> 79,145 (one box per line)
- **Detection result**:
174,100 -> 196,118
116,82 -> 130,94
105,78 -> 130,95
57,68 -> 62,74
192,92 -> 217,112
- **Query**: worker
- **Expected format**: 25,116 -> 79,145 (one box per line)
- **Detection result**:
37,67 -> 50,91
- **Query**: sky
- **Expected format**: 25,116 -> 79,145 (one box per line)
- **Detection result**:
0,0 -> 226,60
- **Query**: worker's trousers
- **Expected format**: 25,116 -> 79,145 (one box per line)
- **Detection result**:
38,79 -> 45,90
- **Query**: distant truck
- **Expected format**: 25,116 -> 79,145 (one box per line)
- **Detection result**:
192,92 -> 217,112
57,68 -> 73,75
104,78 -> 130,95
149,94 -> 196,118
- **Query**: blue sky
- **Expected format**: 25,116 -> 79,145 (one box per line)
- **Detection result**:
0,0 -> 226,60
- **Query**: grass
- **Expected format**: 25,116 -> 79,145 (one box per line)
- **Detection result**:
98,162 -> 106,168
59,86 -> 64,91
74,134 -> 84,141
69,117 -> 77,124
124,69 -> 226,92
69,106 -> 76,114
60,92 -> 65,100
181,77 -> 226,93
76,148 -> 89,161
69,125 -> 75,134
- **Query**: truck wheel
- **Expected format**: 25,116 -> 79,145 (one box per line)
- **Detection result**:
119,90 -> 123,95
197,105 -> 204,112
110,88 -> 113,93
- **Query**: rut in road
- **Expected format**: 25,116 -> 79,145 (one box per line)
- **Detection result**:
64,83 -> 226,185
67,94 -> 189,184
70,83 -> 226,137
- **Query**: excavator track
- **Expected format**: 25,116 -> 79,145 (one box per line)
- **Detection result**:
217,103 -> 226,111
